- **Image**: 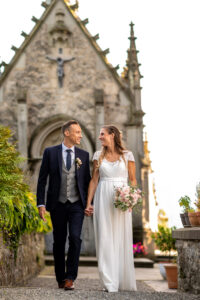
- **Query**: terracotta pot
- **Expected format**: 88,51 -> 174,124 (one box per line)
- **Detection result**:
164,264 -> 178,289
159,261 -> 172,280
184,212 -> 191,226
195,211 -> 200,226
188,212 -> 199,226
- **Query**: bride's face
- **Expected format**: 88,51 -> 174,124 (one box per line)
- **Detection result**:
99,128 -> 114,147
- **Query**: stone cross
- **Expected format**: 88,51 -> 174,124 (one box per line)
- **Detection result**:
46,55 -> 75,87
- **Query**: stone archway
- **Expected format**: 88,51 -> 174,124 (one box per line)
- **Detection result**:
28,115 -> 96,255
30,117 -> 94,159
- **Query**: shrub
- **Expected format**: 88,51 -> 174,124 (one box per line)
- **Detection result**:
0,126 -> 51,259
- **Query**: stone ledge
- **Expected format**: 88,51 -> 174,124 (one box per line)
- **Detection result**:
172,227 -> 200,240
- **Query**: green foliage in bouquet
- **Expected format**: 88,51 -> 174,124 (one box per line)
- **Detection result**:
151,225 -> 176,258
0,126 -> 52,259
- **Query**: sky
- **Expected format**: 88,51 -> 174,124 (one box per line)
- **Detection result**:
0,0 -> 200,228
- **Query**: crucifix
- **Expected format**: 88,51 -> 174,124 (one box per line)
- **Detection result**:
46,55 -> 75,87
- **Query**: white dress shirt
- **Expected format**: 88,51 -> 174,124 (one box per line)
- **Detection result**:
62,143 -> 75,166
38,144 -> 75,208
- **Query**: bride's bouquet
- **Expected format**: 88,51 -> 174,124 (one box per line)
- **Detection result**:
114,185 -> 142,212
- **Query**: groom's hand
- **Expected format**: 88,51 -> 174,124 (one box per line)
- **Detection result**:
84,205 -> 93,216
38,206 -> 47,222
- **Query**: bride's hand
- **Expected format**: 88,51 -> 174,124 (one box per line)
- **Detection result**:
84,204 -> 93,216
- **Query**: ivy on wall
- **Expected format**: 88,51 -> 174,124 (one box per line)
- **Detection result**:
0,126 -> 52,259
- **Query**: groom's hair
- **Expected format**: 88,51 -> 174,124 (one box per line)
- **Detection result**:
61,120 -> 80,135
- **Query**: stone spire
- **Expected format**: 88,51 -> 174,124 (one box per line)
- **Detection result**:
142,132 -> 152,172
123,22 -> 144,125
122,22 -> 142,91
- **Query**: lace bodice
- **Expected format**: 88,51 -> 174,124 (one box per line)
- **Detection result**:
93,150 -> 135,179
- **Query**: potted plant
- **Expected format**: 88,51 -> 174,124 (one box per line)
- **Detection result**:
188,208 -> 199,226
151,225 -> 177,288
178,195 -> 192,227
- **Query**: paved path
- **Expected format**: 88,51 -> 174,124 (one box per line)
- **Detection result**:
0,265 -> 199,300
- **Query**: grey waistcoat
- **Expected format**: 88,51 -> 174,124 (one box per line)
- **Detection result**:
58,159 -> 80,203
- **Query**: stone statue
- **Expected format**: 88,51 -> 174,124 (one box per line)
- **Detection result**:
46,55 -> 75,87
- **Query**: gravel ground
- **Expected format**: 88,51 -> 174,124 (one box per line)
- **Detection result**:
0,287 -> 199,300
0,266 -> 199,300
0,279 -> 199,300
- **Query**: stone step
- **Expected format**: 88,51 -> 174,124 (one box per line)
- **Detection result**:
134,258 -> 154,268
45,255 -> 154,268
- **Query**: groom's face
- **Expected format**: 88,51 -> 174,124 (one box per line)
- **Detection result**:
64,124 -> 82,145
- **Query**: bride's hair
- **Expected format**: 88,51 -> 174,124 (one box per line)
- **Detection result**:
98,125 -> 127,167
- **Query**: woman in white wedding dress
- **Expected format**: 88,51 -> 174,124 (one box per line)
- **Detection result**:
85,125 -> 137,292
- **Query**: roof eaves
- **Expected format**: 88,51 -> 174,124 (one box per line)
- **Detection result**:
0,0 -> 57,86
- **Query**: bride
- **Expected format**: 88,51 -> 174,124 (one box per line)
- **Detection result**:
85,125 -> 137,292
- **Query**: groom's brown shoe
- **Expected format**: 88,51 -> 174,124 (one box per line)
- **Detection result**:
64,279 -> 74,290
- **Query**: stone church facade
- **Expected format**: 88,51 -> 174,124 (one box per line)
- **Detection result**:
0,0 -> 153,255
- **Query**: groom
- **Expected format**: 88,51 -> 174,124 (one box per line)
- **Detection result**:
37,120 -> 91,290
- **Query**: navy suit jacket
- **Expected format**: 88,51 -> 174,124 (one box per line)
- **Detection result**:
36,144 -> 91,211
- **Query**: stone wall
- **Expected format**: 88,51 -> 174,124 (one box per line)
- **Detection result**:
173,228 -> 200,295
0,233 -> 45,286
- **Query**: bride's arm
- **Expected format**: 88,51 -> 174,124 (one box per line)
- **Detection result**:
128,161 -> 137,186
85,160 -> 99,216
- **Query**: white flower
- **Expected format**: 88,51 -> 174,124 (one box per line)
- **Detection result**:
76,157 -> 82,169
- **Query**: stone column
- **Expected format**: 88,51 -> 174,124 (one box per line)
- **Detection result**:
79,88 -> 105,256
94,89 -> 104,150
173,228 -> 200,294
126,125 -> 143,243
126,125 -> 143,185
17,98 -> 28,159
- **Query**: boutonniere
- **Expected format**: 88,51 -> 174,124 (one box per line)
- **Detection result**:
76,157 -> 82,169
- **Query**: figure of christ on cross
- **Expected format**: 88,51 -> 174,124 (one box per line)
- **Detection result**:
46,55 -> 75,87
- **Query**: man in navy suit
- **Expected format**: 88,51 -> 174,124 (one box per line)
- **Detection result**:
37,120 -> 91,290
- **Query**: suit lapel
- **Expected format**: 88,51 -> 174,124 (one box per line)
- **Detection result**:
57,144 -> 62,177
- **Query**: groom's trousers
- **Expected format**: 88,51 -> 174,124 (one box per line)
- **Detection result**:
50,200 -> 84,283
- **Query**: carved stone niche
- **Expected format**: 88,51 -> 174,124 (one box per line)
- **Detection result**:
49,9 -> 73,48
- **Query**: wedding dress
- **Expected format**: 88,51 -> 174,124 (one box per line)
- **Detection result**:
93,150 -> 137,292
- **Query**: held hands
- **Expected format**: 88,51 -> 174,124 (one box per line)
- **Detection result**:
38,206 -> 47,222
84,204 -> 94,217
